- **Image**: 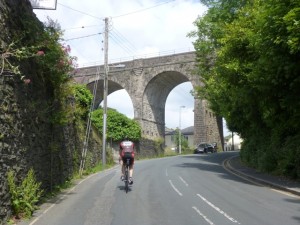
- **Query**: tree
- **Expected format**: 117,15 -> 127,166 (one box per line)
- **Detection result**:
173,129 -> 190,153
190,0 -> 300,178
91,108 -> 141,142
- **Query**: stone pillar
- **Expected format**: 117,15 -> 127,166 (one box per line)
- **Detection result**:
193,98 -> 206,145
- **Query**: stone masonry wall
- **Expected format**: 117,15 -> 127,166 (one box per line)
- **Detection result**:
0,1 -> 102,224
203,100 -> 224,151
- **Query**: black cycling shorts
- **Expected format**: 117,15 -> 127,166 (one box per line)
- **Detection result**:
122,152 -> 134,165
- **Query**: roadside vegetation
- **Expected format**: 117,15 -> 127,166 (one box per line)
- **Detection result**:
91,108 -> 141,142
7,169 -> 43,220
189,0 -> 300,179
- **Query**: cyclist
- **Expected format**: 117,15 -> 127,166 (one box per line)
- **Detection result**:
119,137 -> 135,184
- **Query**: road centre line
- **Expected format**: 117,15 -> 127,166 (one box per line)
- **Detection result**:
192,206 -> 215,225
169,180 -> 183,196
166,168 -> 168,177
179,176 -> 189,186
197,194 -> 240,224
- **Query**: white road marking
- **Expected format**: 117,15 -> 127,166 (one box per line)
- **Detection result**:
197,194 -> 240,224
166,168 -> 168,177
192,206 -> 215,225
271,189 -> 300,198
169,180 -> 183,196
179,176 -> 189,186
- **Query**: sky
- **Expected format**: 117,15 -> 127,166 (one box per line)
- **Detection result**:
32,0 -> 230,135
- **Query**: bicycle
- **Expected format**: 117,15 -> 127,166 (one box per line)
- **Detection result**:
124,158 -> 131,193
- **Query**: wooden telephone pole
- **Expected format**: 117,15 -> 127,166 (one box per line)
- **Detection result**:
102,17 -> 109,168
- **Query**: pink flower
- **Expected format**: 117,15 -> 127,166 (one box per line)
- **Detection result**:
62,45 -> 71,53
36,51 -> 45,56
23,79 -> 31,84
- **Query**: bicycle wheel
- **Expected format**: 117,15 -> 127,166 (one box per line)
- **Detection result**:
124,166 -> 129,193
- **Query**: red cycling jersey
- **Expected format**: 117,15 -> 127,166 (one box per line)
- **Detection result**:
119,140 -> 135,164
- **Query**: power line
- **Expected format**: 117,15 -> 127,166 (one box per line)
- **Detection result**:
58,1 -> 175,21
64,25 -> 102,31
109,31 -> 136,55
112,0 -> 176,19
64,32 -> 102,41
58,3 -> 103,20
112,28 -> 138,52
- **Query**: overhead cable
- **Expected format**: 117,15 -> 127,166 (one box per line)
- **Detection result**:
64,25 -> 102,31
109,32 -> 136,55
112,28 -> 138,52
65,32 -> 102,41
112,0 -> 175,19
58,3 -> 103,20
58,1 -> 175,21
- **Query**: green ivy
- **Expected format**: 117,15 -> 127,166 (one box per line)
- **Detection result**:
73,84 -> 93,119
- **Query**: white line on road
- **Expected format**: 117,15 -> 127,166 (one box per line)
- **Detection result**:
166,168 -> 168,177
192,206 -> 215,225
197,194 -> 240,224
169,180 -> 183,196
179,176 -> 189,186
271,188 -> 300,198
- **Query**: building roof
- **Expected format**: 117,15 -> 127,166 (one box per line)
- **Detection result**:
165,126 -> 194,136
181,126 -> 194,135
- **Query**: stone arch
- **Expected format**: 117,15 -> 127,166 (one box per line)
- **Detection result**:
86,79 -> 129,109
140,70 -> 190,138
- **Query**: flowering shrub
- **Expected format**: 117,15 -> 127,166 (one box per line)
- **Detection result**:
0,18 -> 78,87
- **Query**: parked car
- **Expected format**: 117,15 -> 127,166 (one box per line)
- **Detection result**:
194,143 -> 215,154
211,142 -> 218,152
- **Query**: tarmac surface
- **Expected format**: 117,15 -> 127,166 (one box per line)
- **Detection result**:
225,155 -> 300,197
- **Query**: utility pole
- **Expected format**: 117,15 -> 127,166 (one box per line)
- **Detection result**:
102,17 -> 109,168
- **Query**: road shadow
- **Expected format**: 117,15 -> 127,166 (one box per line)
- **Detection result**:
174,152 -> 257,186
117,185 -> 133,193
285,198 -> 300,223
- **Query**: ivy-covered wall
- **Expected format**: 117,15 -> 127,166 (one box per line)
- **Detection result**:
0,1 -> 102,224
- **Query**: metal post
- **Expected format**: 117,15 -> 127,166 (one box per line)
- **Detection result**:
231,131 -> 234,151
179,105 -> 185,154
102,17 -> 109,168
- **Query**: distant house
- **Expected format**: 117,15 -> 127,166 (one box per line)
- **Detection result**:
165,126 -> 195,150
225,133 -> 243,151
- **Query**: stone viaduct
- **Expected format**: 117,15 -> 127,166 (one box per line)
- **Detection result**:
74,51 -> 223,149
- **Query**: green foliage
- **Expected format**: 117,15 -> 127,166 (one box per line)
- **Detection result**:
91,108 -> 141,142
154,137 -> 164,156
73,84 -> 93,109
7,169 -> 43,218
1,17 -> 77,86
172,129 -> 190,154
164,147 -> 177,157
73,84 -> 93,119
191,0 -> 300,178
85,148 -> 115,175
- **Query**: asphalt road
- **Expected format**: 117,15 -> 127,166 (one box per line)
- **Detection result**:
20,152 -> 300,225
